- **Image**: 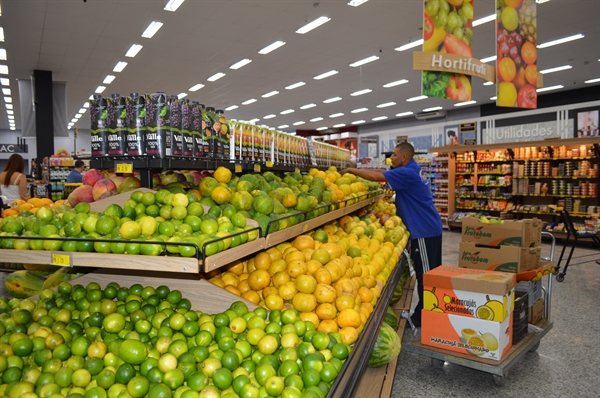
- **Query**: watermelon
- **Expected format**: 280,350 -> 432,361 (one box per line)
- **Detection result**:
390,280 -> 404,305
368,322 -> 401,368
384,307 -> 398,329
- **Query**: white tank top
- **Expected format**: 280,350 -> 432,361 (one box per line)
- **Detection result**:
2,173 -> 23,204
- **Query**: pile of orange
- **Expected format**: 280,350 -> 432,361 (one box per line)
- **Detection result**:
1,197 -> 66,218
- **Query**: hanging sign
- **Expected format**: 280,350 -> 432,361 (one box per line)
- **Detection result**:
496,0 -> 538,109
0,144 -> 27,153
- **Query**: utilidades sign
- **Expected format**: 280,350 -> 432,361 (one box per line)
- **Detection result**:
481,120 -> 573,144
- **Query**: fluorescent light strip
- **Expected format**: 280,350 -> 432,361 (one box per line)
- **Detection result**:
537,85 -> 563,93
333,124 -> 346,128
103,75 -> 116,84
113,62 -> 128,72
83,102 -> 89,108
6,110 -> 13,114
0,65 -> 8,74
323,97 -> 342,103
348,0 -> 369,7
373,116 -> 388,121
0,49 -> 6,61
177,93 -> 188,99
483,81 -> 494,86
293,121 -> 305,126
490,96 -> 497,100
383,79 -> 408,88
472,14 -> 496,27
407,95 -> 427,102
225,105 -> 238,111
281,109 -> 295,115
125,44 -> 143,57
264,114 -> 276,119
142,21 -> 163,38
0,78 -> 8,85
351,108 -> 368,113
377,102 -> 396,108
278,124 -> 289,129
285,81 -> 305,90
352,120 -> 365,124
540,65 -> 572,74
480,55 -> 497,63
395,40 -> 423,52
261,91 -> 279,98
350,55 -> 379,67
95,86 -> 106,93
189,83 -> 204,91
75,114 -> 82,119
351,89 -> 372,96
242,98 -> 257,105
584,78 -> 600,84
310,117 -> 323,122
300,104 -> 316,110
314,70 -> 338,80
454,100 -> 477,107
259,41 -> 286,54
89,95 -> 94,100
330,113 -> 344,118
164,0 -> 185,12
317,127 -> 328,131
0,27 -> 4,42
296,16 -> 331,34
423,106 -> 443,112
207,72 -> 226,81
249,118 -> 260,123
1,88 -> 9,95
230,58 -> 252,69
538,34 -> 584,48
536,0 -> 551,3
71,118 -> 78,123
3,96 -> 11,103
79,108 -> 87,113
5,103 -> 12,109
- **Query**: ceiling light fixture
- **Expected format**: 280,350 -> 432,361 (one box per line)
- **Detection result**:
454,100 -> 477,107
483,81 -> 494,86
264,114 -> 276,119
395,40 -> 423,52
8,114 -> 14,118
349,55 -> 379,67
285,81 -> 305,90
540,65 -> 572,74
75,114 -> 82,119
280,109 -> 295,115
249,118 -> 260,123
207,72 -> 226,81
3,96 -> 11,103
537,33 -> 584,48
6,110 -> 13,114
333,124 -> 346,128
0,49 -> 6,61
423,106 -> 443,112
330,113 -> 344,118
584,78 -> 600,84
351,89 -> 372,96
0,65 -> 8,74
348,0 -> 369,7
352,120 -> 365,124
242,98 -> 257,105
296,16 -> 331,34
490,96 -> 497,100
323,97 -> 342,103
314,70 -> 338,80
278,124 -> 289,129
5,103 -> 12,109
377,102 -> 396,108
9,127 -> 14,130
396,111 -> 413,117
164,0 -> 185,12
300,103 -> 316,109
79,108 -> 87,113
372,116 -> 388,121
310,117 -> 323,122
536,0 -> 550,3
0,78 -> 8,85
71,118 -> 78,123
103,75 -> 116,84
259,41 -> 286,54
89,95 -> 94,100
177,93 -> 188,99
95,86 -> 106,93
84,102 -> 90,108
1,88 -> 9,95
113,62 -> 128,72
317,127 -> 328,131
0,27 -> 4,42
261,91 -> 279,98
351,108 -> 368,113
537,85 -> 564,92
230,58 -> 252,69
472,14 -> 496,27
383,79 -> 409,88
480,55 -> 497,63
293,121 -> 305,125
225,105 -> 238,111
125,44 -> 143,58
189,83 -> 204,92
142,21 -> 163,38
407,95 -> 427,102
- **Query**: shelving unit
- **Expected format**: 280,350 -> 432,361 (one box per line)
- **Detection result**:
432,153 -> 450,228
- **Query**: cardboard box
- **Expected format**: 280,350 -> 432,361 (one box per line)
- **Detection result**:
423,266 -> 515,322
528,298 -> 545,324
516,280 -> 542,306
459,242 -> 541,273
461,216 -> 542,248
421,309 -> 513,361
517,260 -> 555,282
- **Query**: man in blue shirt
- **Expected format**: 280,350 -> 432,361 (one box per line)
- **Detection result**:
342,142 -> 442,327
66,160 -> 85,183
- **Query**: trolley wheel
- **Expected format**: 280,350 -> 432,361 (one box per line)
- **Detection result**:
552,267 -> 560,276
493,374 -> 507,387
431,358 -> 445,369
556,273 -> 565,282
529,342 -> 540,352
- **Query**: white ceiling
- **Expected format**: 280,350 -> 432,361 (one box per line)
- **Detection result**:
1,0 -> 599,133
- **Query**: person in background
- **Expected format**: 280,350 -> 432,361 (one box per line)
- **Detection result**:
341,142 -> 443,327
0,153 -> 30,203
67,160 -> 85,183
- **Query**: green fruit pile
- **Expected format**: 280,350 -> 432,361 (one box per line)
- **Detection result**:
0,281 -> 351,398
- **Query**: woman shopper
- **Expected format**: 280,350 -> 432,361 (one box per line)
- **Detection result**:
341,142 -> 442,327
0,153 -> 30,204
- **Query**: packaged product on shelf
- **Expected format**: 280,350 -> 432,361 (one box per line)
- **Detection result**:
181,99 -> 194,157
191,101 -> 203,158
169,96 -> 183,157
251,124 -> 259,161
231,120 -> 241,161
108,93 -> 127,156
126,93 -> 146,156
144,92 -> 168,158
200,105 -> 214,158
90,94 -> 108,157
217,110 -> 229,159
242,123 -> 251,161
206,107 -> 222,159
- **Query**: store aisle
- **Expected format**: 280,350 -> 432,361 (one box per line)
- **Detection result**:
391,230 -> 600,397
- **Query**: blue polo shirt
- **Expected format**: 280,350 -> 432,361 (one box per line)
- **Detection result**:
383,159 -> 442,239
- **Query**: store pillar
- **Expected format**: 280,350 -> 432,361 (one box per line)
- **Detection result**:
33,70 -> 55,177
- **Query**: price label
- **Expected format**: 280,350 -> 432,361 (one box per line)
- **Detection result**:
115,162 -> 133,174
303,224 -> 309,232
36,185 -> 47,197
254,164 -> 261,172
51,252 -> 72,267
235,164 -> 242,173
266,161 -> 273,168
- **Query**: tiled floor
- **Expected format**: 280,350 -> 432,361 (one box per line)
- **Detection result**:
391,230 -> 600,397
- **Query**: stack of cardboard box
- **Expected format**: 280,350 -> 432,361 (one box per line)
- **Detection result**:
421,266 -> 516,361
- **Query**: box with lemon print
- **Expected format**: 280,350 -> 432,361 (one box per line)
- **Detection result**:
423,266 -> 516,322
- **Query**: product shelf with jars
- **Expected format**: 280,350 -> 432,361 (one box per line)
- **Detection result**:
431,153 -> 450,227
430,137 -> 600,233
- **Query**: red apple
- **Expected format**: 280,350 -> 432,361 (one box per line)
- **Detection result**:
447,75 -> 472,102
517,84 -> 537,109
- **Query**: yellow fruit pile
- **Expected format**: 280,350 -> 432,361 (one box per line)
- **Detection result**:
1,197 -> 67,218
209,207 -> 408,345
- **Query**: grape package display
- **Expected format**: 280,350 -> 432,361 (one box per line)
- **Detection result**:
108,93 -> 127,156
169,96 -> 183,157
191,101 -> 204,158
90,94 -> 108,157
126,93 -> 147,156
144,92 -> 169,158
181,99 -> 194,157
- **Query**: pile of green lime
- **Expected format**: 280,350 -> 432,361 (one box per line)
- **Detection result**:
0,281 -> 351,398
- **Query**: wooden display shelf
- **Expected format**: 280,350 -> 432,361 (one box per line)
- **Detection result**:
512,176 -> 597,180
429,137 -> 600,154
